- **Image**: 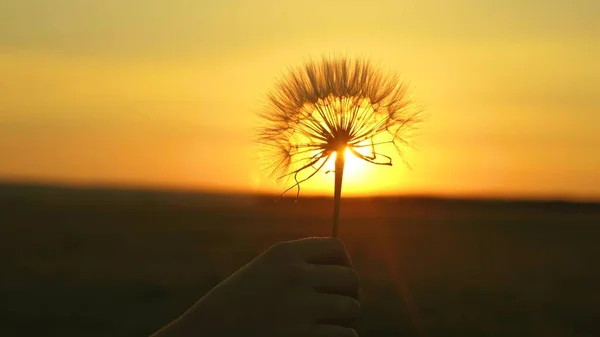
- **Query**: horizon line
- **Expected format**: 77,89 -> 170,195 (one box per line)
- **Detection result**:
1,178 -> 599,205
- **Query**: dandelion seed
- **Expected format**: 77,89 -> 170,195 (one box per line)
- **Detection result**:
256,56 -> 422,237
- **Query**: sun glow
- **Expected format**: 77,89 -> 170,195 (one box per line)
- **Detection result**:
325,147 -> 370,182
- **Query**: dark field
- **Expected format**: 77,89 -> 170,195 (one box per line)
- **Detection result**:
1,184 -> 599,337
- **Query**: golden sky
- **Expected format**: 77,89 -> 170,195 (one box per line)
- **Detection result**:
1,0 -> 599,199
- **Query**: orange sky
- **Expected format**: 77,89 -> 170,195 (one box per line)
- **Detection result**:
1,0 -> 599,200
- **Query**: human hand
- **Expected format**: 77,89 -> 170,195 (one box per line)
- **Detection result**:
153,237 -> 360,337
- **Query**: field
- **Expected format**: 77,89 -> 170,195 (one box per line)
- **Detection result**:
1,183 -> 599,336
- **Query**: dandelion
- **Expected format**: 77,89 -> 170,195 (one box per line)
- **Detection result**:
256,56 -> 421,237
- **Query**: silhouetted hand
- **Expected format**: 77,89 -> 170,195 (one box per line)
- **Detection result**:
152,237 -> 360,337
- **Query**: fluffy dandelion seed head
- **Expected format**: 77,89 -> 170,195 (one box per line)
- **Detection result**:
256,56 -> 421,193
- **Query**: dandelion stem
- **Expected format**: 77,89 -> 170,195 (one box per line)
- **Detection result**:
332,149 -> 345,237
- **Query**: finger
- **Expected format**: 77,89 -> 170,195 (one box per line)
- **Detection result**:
310,324 -> 358,337
293,237 -> 353,267
306,264 -> 360,300
311,293 -> 361,326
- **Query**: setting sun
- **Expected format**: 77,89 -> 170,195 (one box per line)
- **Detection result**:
325,148 -> 370,183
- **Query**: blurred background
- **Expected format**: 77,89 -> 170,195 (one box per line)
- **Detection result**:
1,0 -> 599,199
1,1 -> 599,336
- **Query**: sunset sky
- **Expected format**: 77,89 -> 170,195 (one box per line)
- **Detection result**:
1,0 -> 599,199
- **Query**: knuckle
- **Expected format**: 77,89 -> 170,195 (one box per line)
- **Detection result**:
270,241 -> 289,253
335,296 -> 360,317
343,328 -> 359,337
346,268 -> 360,288
267,241 -> 295,261
346,297 -> 361,317
331,237 -> 345,251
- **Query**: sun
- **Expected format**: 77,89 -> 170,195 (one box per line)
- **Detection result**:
325,147 -> 370,182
